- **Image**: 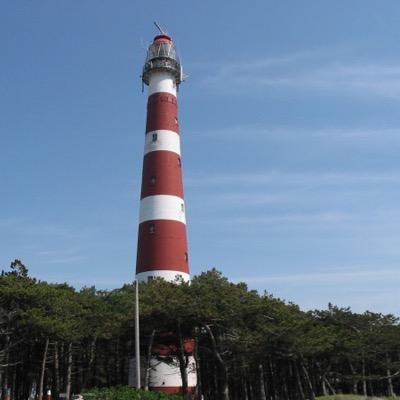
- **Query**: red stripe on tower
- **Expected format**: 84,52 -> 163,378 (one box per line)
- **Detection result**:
146,93 -> 179,133
135,31 -> 197,394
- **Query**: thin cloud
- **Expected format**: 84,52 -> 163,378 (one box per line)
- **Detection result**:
194,192 -> 286,206
198,46 -> 400,99
1,218 -> 97,240
37,247 -> 86,264
260,64 -> 400,99
43,255 -> 86,264
188,125 -> 400,143
187,52 -> 309,76
0,217 -> 25,229
211,211 -> 353,226
196,46 -> 344,84
187,170 -> 400,188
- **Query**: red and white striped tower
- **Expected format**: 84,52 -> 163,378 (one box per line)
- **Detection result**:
136,32 -> 189,283
136,31 -> 196,394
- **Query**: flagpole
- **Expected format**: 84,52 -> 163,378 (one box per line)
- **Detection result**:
135,279 -> 141,389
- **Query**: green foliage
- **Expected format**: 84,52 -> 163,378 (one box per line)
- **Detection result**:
2,261 -> 400,399
82,386 -> 181,400
9,259 -> 29,277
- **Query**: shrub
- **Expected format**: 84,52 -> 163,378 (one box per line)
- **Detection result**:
82,386 -> 182,400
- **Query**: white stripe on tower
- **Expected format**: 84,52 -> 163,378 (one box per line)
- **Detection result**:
135,270 -> 190,283
144,130 -> 181,155
148,71 -> 177,96
139,195 -> 186,224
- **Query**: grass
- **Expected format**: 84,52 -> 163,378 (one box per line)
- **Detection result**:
317,395 -> 397,400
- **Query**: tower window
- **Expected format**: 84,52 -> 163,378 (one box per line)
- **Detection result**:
149,224 -> 155,234
184,252 -> 188,262
147,276 -> 154,282
175,118 -> 178,125
177,157 -> 181,167
181,203 -> 184,212
150,176 -> 156,185
152,133 -> 158,142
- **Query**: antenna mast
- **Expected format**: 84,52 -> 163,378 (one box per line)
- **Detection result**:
154,21 -> 165,35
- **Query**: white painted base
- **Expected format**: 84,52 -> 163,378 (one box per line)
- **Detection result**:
149,355 -> 197,388
136,270 -> 190,283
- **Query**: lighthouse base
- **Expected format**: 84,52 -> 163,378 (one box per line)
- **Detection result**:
128,355 -> 197,395
149,355 -> 197,393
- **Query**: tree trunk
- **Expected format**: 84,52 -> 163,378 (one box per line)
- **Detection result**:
193,328 -> 203,400
258,364 -> 267,400
315,361 -> 335,397
213,362 -> 219,400
368,379 -> 374,397
203,324 -> 229,400
65,343 -> 73,400
268,357 -> 278,400
321,376 -> 328,396
324,376 -> 336,396
39,337 -> 49,400
242,360 -> 249,400
283,379 -> 289,400
243,377 -> 249,400
115,341 -> 120,386
11,370 -> 16,400
262,361 -> 270,400
82,338 -> 96,389
348,360 -> 358,394
2,335 -> 10,400
361,357 -> 367,397
294,361 -> 305,400
386,353 -> 396,397
177,321 -> 189,397
300,359 -> 315,400
54,342 -> 60,399
144,330 -> 155,391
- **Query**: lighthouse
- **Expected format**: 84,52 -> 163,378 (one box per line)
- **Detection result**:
135,29 -> 197,394
136,31 -> 189,283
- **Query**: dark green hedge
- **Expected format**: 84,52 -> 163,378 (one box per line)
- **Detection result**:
82,386 -> 182,400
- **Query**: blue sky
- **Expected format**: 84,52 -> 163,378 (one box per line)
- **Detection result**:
1,1 -> 400,314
